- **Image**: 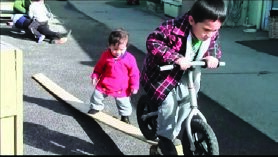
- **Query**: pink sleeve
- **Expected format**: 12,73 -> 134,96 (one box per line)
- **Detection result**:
90,50 -> 107,80
128,54 -> 140,90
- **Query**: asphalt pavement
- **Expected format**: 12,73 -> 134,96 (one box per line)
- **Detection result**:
67,0 -> 278,143
1,0 -> 277,155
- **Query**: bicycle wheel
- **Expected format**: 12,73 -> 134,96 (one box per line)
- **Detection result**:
182,118 -> 219,155
136,95 -> 157,140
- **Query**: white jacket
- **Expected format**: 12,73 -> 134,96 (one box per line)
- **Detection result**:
28,1 -> 50,22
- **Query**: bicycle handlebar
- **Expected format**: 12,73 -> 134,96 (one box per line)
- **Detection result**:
160,61 -> 226,71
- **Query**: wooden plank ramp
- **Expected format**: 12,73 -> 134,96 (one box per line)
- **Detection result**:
31,73 -> 157,145
32,73 -> 184,155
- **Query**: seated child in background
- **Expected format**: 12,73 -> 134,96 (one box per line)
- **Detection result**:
28,0 -> 70,44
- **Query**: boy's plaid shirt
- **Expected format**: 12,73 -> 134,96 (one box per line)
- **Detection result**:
140,13 -> 222,105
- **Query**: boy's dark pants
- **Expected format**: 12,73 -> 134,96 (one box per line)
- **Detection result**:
28,19 -> 62,40
28,19 -> 43,38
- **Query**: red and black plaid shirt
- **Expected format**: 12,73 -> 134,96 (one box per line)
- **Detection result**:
140,13 -> 222,105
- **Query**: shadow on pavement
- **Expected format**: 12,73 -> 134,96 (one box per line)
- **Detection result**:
24,122 -> 95,155
0,27 -> 34,42
23,95 -> 124,155
236,39 -> 278,57
198,92 -> 278,155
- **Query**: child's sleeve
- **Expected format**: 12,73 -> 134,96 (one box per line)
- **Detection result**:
128,55 -> 140,90
28,4 -> 34,19
146,20 -> 184,64
13,0 -> 27,14
205,31 -> 222,59
90,51 -> 107,80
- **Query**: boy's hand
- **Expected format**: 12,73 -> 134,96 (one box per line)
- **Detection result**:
175,57 -> 191,70
203,56 -> 219,68
131,89 -> 138,94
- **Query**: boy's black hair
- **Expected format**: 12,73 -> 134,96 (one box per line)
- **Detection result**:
108,28 -> 129,46
190,0 -> 227,23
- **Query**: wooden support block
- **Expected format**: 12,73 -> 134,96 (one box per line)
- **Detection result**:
0,41 -> 23,155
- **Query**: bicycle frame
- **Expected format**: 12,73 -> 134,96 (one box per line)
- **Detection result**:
142,61 -> 225,152
185,66 -> 207,152
161,63 -> 208,152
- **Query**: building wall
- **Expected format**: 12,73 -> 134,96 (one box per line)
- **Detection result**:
273,0 -> 278,8
180,0 -> 195,15
248,0 -> 263,29
223,0 -> 248,27
163,0 -> 272,31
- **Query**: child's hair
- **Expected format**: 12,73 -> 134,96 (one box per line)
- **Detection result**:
190,0 -> 227,23
108,28 -> 129,46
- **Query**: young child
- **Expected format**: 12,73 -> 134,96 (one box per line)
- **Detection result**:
28,0 -> 70,44
140,0 -> 227,155
88,28 -> 140,124
27,0 -> 48,43
6,0 -> 32,34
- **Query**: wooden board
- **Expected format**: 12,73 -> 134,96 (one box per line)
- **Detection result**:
31,73 -> 184,155
31,73 -> 157,145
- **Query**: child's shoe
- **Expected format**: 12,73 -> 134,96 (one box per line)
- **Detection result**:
88,108 -> 99,114
38,35 -> 45,43
121,116 -> 130,124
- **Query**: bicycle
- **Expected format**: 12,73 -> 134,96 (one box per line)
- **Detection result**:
136,60 -> 225,155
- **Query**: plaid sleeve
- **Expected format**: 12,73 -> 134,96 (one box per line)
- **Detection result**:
146,20 -> 183,64
204,31 -> 222,59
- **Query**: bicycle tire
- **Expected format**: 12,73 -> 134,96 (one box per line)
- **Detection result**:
182,118 -> 219,155
136,95 -> 157,140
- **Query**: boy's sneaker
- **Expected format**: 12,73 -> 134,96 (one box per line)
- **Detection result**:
157,136 -> 177,155
88,108 -> 99,114
38,35 -> 45,43
121,116 -> 130,124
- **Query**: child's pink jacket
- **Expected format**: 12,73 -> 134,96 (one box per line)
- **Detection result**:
90,49 -> 140,97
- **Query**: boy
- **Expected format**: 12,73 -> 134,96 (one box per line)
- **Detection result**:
28,0 -> 70,44
140,0 -> 227,155
88,28 -> 140,124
